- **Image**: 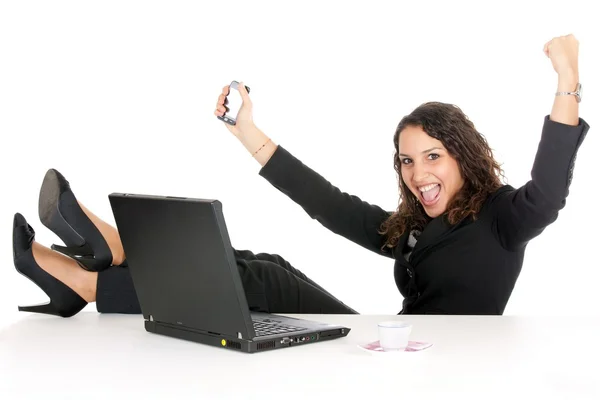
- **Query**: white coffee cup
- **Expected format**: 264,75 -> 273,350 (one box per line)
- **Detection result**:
378,321 -> 412,351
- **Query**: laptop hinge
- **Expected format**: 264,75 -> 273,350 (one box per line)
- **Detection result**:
150,319 -> 251,341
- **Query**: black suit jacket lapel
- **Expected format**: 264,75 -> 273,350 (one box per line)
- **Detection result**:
409,214 -> 468,264
392,229 -> 412,267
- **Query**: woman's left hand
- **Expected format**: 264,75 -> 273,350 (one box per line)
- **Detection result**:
544,34 -> 579,79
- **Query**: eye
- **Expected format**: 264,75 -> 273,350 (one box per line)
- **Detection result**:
400,158 -> 412,165
428,153 -> 440,160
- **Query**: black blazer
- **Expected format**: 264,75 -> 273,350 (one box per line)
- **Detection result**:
258,115 -> 590,315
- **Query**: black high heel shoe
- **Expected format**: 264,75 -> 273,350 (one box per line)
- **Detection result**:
38,169 -> 112,272
13,213 -> 87,317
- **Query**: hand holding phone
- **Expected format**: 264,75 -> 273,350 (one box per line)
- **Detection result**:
215,81 -> 274,163
216,81 -> 251,126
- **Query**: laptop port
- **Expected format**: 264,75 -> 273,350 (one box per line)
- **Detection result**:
280,337 -> 292,345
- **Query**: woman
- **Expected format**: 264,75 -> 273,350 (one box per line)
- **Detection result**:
12,34 -> 589,317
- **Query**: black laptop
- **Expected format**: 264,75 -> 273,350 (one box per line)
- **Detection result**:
108,193 -> 350,353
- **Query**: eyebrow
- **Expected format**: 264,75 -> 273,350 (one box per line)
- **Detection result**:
398,147 -> 443,157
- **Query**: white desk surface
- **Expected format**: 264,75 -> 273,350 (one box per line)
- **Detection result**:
1,312 -> 599,399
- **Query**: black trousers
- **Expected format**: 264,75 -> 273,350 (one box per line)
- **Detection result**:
96,248 -> 358,315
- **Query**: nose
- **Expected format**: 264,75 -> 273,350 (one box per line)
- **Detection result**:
412,161 -> 430,184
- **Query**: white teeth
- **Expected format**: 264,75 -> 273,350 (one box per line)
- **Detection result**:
419,183 -> 439,192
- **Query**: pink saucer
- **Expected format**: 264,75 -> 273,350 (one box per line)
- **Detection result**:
358,340 -> 432,353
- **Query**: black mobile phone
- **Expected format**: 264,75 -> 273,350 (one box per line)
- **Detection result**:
217,80 -> 250,126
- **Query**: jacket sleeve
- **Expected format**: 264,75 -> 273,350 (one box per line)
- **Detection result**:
259,145 -> 395,259
491,115 -> 590,251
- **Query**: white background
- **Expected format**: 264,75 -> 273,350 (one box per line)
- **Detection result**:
0,0 -> 598,330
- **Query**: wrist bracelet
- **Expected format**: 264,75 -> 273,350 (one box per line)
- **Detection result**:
252,138 -> 272,157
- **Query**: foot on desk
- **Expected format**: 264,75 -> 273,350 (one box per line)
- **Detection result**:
13,213 -> 90,317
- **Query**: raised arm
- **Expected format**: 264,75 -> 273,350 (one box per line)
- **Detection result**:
258,145 -> 393,258
214,82 -> 394,258
492,34 -> 590,250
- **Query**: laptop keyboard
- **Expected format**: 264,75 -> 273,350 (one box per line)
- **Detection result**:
252,319 -> 307,337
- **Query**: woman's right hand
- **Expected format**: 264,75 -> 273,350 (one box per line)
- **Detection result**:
214,82 -> 256,139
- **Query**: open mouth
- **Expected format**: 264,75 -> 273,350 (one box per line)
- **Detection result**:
418,183 -> 441,206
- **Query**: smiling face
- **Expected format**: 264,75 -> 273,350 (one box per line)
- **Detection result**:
398,125 -> 465,218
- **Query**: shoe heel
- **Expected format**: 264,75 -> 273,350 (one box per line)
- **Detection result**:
13,213 -> 88,318
18,302 -> 60,316
51,243 -> 110,272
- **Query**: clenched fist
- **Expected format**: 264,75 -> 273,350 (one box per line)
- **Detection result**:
544,34 -> 579,78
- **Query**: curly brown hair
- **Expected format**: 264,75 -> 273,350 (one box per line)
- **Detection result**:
379,101 -> 505,250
